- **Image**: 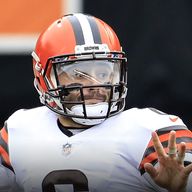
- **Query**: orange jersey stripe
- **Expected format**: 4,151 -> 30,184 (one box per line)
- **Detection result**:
139,129 -> 192,174
185,143 -> 192,150
139,147 -> 168,169
0,145 -> 11,166
147,130 -> 192,148
0,128 -> 8,144
139,142 -> 192,174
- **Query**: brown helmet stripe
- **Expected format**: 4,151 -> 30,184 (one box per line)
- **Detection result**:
67,14 -> 103,46
86,15 -> 102,44
67,15 -> 85,45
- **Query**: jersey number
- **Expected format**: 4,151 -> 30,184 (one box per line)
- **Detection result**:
42,169 -> 89,192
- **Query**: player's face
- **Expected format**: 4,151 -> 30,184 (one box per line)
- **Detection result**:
55,60 -> 120,106
58,71 -> 110,105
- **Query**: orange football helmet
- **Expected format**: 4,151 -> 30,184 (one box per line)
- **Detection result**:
32,13 -> 127,125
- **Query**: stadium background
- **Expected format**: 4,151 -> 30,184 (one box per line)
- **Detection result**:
0,0 -> 192,129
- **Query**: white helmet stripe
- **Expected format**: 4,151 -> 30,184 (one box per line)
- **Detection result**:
74,13 -> 95,45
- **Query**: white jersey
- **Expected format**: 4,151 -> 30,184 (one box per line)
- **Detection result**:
1,106 -> 192,192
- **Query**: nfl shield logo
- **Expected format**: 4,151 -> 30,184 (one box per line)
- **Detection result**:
62,143 -> 72,156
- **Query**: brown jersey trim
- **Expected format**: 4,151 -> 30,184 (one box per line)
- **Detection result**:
0,123 -> 14,172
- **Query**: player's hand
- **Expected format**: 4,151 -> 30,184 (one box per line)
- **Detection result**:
144,130 -> 192,192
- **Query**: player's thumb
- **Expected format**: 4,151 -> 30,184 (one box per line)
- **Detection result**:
144,163 -> 157,178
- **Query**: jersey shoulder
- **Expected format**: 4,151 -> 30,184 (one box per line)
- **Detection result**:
6,106 -> 56,128
122,107 -> 186,131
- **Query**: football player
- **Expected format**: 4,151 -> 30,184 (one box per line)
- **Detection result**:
0,13 -> 192,192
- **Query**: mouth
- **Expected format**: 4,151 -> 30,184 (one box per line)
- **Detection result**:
79,94 -> 107,104
85,98 -> 105,104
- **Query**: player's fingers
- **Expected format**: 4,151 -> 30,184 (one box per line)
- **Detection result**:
167,130 -> 177,158
152,132 -> 166,158
177,142 -> 186,164
144,163 -> 158,178
184,162 -> 192,176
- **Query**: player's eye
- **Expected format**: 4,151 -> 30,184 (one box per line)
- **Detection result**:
98,73 -> 106,78
66,83 -> 83,87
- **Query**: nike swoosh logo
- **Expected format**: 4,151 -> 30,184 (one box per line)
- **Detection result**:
169,117 -> 178,122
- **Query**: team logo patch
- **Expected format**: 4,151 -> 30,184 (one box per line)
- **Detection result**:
62,143 -> 72,156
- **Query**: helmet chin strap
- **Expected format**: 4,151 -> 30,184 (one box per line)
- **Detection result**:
69,102 -> 109,126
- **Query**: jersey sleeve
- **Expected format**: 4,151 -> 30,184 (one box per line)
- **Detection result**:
139,125 -> 192,175
0,122 -> 14,172
0,122 -> 21,191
